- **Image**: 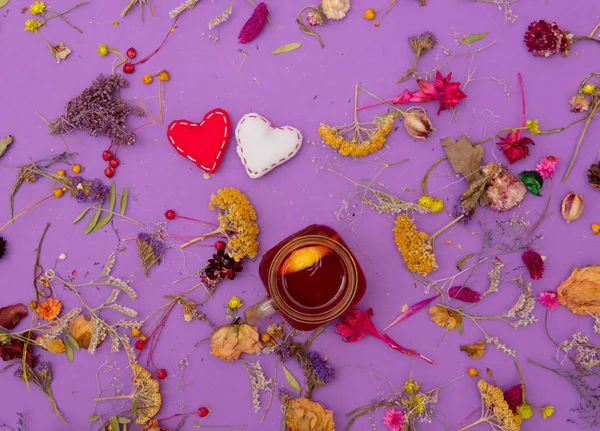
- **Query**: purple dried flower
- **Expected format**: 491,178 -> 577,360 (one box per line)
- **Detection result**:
137,233 -> 167,277
452,201 -> 474,224
238,2 -> 269,44
448,286 -> 481,303
307,351 -> 334,383
275,341 -> 293,363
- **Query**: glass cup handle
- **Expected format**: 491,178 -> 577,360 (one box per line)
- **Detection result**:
244,296 -> 277,324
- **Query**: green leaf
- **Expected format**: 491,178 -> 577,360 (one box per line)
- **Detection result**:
108,181 -> 116,211
456,253 -> 476,271
120,187 -> 128,215
93,213 -> 113,232
271,42 -> 302,55
122,424 -> 127,431
457,321 -> 464,334
0,135 -> 13,157
64,340 -> 74,362
131,395 -> 139,417
375,110 -> 403,120
73,206 -> 91,224
118,417 -> 131,424
282,365 -> 302,394
89,415 -> 100,422
84,205 -> 102,234
461,32 -> 488,45
109,416 -> 120,431
0,0 -> 10,10
67,334 -> 80,351
519,171 -> 544,196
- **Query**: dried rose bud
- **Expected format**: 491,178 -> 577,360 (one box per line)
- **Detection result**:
403,110 -> 434,140
569,94 -> 590,113
561,192 -> 584,223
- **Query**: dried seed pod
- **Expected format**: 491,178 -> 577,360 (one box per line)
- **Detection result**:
403,110 -> 434,140
561,192 -> 584,223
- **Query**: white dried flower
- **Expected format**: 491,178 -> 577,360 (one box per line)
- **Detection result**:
320,0 -> 350,20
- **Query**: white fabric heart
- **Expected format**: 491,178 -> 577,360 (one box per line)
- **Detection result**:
235,113 -> 303,179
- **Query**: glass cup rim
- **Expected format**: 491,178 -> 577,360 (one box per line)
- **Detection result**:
267,235 -> 358,324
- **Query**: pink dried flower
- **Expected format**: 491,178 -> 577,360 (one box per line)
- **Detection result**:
487,170 -> 527,212
238,2 -> 269,44
383,408 -> 405,431
524,20 -> 571,57
536,156 -> 559,179
448,286 -> 481,303
504,384 -> 523,412
522,248 -> 545,280
569,94 -> 590,112
538,291 -> 559,310
306,8 -> 326,26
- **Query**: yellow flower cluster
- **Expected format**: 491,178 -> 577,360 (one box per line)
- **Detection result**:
210,188 -> 259,261
582,84 -> 597,95
29,1 -> 47,14
393,214 -> 438,276
418,195 -> 444,213
131,364 -> 162,425
318,115 -> 394,157
25,19 -> 43,32
478,379 -> 523,431
525,119 -> 540,135
403,378 -> 420,393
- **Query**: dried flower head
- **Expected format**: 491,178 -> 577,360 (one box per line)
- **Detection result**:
238,2 -> 268,44
393,214 -> 437,276
306,7 -> 326,26
471,379 -> 523,431
320,0 -> 350,20
36,298 -> 62,321
284,397 -> 335,431
210,323 -> 262,362
131,364 -> 162,424
227,296 -> 243,310
486,169 -> 526,212
208,4 -> 232,29
588,162 -> 600,190
569,94 -> 590,112
307,351 -> 334,384
209,188 -> 259,261
448,286 -> 481,303
318,114 -> 394,157
383,408 -> 405,431
558,266 -> 600,315
29,1 -> 47,14
409,32 -> 436,53
141,420 -> 170,431
137,233 -> 167,277
524,20 -> 571,57
538,291 -> 559,310
536,156 -> 559,179
522,249 -> 544,280
503,384 -> 523,413
68,176 -> 110,203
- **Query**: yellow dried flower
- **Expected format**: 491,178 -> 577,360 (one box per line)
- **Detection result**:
541,405 -> 554,419
29,1 -> 46,14
97,44 -> 109,57
25,19 -> 43,33
157,70 -> 170,81
56,169 -> 66,176
285,397 -> 335,431
467,367 -> 479,377
592,223 -> 600,234
131,328 -> 141,337
415,394 -> 425,414
418,195 -> 433,208
431,198 -> 444,213
525,119 -> 540,135
403,378 -> 420,393
210,323 -> 262,362
71,164 -> 82,174
142,74 -> 154,84
363,8 -> 376,20
393,214 -> 438,275
517,403 -> 533,419
318,115 -> 394,158
140,334 -> 148,341
52,188 -> 64,198
209,188 -> 259,261
582,84 -> 596,95
28,301 -> 38,310
260,333 -> 274,345
227,296 -> 243,310
475,379 -> 523,431
131,364 -> 162,425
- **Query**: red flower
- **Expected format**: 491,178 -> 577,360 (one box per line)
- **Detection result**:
522,248 -> 544,280
448,286 -> 481,303
497,131 -> 535,164
503,384 -> 523,412
238,2 -> 269,44
336,308 -> 434,364
524,20 -> 571,57
411,71 -> 467,114
393,89 -> 414,105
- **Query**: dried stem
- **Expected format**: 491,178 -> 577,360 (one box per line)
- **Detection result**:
528,177 -> 552,236
562,110 -> 597,183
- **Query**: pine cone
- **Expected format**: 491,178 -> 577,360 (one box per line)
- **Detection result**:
588,162 -> 600,190
0,237 -> 6,259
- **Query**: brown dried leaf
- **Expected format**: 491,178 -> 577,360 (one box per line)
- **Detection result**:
285,397 -> 335,431
441,136 -> 483,184
69,314 -> 97,349
460,339 -> 486,359
429,305 -> 461,330
35,336 -> 66,354
558,265 -> 600,315
0,135 -> 13,157
210,323 -> 262,362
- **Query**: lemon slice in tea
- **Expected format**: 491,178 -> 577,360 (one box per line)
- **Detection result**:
280,245 -> 331,275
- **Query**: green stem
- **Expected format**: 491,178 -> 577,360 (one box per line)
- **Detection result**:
562,111 -> 596,183
528,177 -> 552,236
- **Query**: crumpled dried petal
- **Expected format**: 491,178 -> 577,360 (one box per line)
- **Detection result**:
429,305 -> 461,330
460,339 -> 486,359
210,323 -> 262,362
35,336 -> 66,354
320,0 -> 350,20
284,397 -> 335,431
69,314 -> 97,349
557,265 -> 600,315
486,169 -> 526,212
0,304 -> 28,329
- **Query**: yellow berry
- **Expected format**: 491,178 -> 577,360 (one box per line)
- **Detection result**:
157,70 -> 170,81
52,188 -> 64,198
374,21 -> 380,27
140,334 -> 147,341
592,223 -> 600,234
131,328 -> 141,337
363,8 -> 376,20
467,367 -> 478,377
431,198 -> 445,213
142,74 -> 154,84
71,164 -> 82,174
418,195 -> 434,208
56,169 -> 66,176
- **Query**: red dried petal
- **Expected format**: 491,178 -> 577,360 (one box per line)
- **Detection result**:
524,20 -> 570,57
0,304 -> 28,329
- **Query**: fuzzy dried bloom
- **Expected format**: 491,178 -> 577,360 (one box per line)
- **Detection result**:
409,32 -> 436,53
486,169 -> 526,212
68,176 -> 110,203
208,4 -> 233,29
137,233 -> 167,277
48,74 -> 143,146
383,408 -> 405,431
238,2 -> 269,43
210,323 -> 262,362
503,384 -> 523,413
285,397 -> 335,431
321,0 -> 350,20
538,291 -> 559,310
210,188 -> 259,261
393,214 -> 437,276
536,156 -> 559,179
169,0 -> 199,18
306,7 -> 326,26
307,351 -> 334,384
36,298 -> 62,321
524,20 -> 571,57
522,249 -> 544,280
569,94 -> 590,112
318,114 -> 394,157
448,286 -> 481,303
558,266 -> 600,315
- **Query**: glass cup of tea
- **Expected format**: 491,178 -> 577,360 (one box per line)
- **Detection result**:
244,225 -> 366,331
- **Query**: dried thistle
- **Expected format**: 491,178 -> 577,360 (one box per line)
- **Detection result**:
398,33 -> 436,83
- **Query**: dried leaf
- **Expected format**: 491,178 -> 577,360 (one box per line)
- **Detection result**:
93,213 -> 113,232
441,136 -> 483,184
0,0 -> 9,9
0,135 -> 13,157
271,42 -> 302,55
120,187 -> 128,215
518,171 -> 543,196
35,336 -> 66,353
110,416 -> 120,431
457,253 -> 476,271
461,32 -> 488,45
0,303 -> 28,329
118,417 -> 131,424
73,206 -> 91,224
108,181 -> 116,211
131,395 -> 139,417
401,304 -> 409,313
89,415 -> 100,422
282,365 -> 302,394
69,314 -> 97,349
85,204 -> 102,234
429,305 -> 461,330
460,339 -> 486,359
64,339 -> 74,362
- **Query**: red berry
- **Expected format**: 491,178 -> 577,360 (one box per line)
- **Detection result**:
197,407 -> 210,418
102,150 -> 114,161
104,167 -> 115,178
123,63 -> 135,74
156,369 -> 167,379
109,158 -> 120,168
126,47 -> 137,59
164,209 -> 176,220
214,241 -> 226,251
135,340 -> 145,350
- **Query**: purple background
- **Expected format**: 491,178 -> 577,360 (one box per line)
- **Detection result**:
1,0 -> 600,429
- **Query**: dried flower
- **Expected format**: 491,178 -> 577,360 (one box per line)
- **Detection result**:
503,384 -> 523,412
536,156 -> 559,179
46,41 -> 72,62
208,4 -> 233,29
525,119 -> 540,135
97,43 -> 109,56
68,177 -> 110,203
429,305 -> 461,330
25,19 -> 43,32
238,2 -> 269,44
307,351 -> 334,384
210,323 -> 262,362
541,405 -> 555,419
318,114 -> 394,157
130,364 -> 162,424
142,74 -> 153,84
0,304 -> 28,329
582,84 -> 597,95
497,131 -> 535,164
285,397 -> 335,431
363,8 -> 375,20
486,169 -> 526,212
587,162 -> 600,190
461,380 -> 522,431
538,291 -> 559,310
524,20 -> 571,57
137,233 -> 167,277
403,110 -> 434,140
48,74 -> 143,146
557,266 -> 600,315
397,33 -> 436,82
560,192 -> 584,222
517,403 -> 533,419
141,420 -> 169,431
36,298 -> 62,321
29,1 -> 47,14
522,249 -> 544,280
227,296 -> 243,310
460,340 -> 486,359
452,202 -> 474,224
2,338 -> 37,366
448,286 -> 481,303
0,236 -> 6,260
321,0 -> 350,20
569,94 -> 590,112
383,408 -> 405,431
409,71 -> 467,115
204,249 -> 244,283
157,70 -> 169,81
393,214 -> 437,276
306,7 -> 326,25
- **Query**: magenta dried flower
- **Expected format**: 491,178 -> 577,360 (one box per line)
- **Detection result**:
238,2 -> 269,44
522,248 -> 544,280
448,286 -> 481,303
524,20 -> 571,57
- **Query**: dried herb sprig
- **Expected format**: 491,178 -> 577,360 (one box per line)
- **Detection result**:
241,360 -> 272,412
15,362 -> 65,423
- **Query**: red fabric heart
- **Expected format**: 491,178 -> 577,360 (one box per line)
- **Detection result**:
166,108 -> 231,174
